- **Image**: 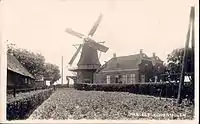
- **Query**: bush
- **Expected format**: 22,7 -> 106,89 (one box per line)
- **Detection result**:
74,82 -> 194,100
7,88 -> 54,120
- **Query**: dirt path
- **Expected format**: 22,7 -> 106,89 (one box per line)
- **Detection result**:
28,88 -> 194,120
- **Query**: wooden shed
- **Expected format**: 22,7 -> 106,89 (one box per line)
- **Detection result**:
7,54 -> 35,90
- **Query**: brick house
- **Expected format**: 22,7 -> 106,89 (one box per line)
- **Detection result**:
94,50 -> 165,84
7,54 -> 35,89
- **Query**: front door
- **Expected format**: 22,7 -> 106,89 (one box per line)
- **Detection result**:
115,75 -> 119,83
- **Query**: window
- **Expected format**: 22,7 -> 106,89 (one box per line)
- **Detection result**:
24,78 -> 28,84
126,74 -> 130,83
154,76 -> 158,82
141,75 -> 145,82
157,66 -> 160,72
115,75 -> 119,83
106,75 -> 111,84
28,79 -> 31,85
130,74 -> 136,83
118,75 -> 122,84
122,75 -> 127,84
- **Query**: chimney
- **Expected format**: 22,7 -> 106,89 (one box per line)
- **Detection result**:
140,49 -> 143,54
113,53 -> 116,58
153,52 -> 156,57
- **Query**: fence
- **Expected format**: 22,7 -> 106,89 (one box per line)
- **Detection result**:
7,86 -> 49,97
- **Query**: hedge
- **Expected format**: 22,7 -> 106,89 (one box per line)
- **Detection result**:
74,82 -> 194,101
7,88 -> 54,120
54,84 -> 73,88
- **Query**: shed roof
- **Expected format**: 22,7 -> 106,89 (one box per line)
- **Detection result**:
7,54 -> 35,79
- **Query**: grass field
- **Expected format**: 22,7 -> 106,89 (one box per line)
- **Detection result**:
28,88 -> 194,120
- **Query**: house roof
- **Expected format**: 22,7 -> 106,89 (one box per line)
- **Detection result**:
7,54 -> 35,79
98,53 -> 151,72
97,53 -> 163,73
150,56 -> 163,66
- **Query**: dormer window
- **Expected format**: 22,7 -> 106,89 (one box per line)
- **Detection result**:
156,57 -> 160,61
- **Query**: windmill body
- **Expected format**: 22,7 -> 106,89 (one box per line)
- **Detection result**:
66,14 -> 109,83
75,42 -> 101,83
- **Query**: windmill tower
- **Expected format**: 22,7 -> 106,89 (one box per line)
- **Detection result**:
66,14 -> 109,84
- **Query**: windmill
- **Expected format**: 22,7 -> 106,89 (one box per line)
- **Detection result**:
66,14 -> 109,84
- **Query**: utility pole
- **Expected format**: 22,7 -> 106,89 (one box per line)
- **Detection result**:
177,6 -> 195,104
191,6 -> 195,84
61,56 -> 64,84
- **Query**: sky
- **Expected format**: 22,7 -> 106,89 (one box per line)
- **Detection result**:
0,0 -> 199,83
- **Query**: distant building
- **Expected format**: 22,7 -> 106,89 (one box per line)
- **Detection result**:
7,54 -> 35,89
94,50 -> 165,84
34,80 -> 47,88
66,76 -> 77,84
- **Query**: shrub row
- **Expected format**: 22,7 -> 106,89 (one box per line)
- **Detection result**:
74,82 -> 194,100
7,88 -> 54,120
54,84 -> 74,88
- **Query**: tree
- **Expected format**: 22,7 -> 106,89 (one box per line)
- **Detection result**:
166,47 -> 194,82
44,63 -> 61,86
7,43 -> 46,80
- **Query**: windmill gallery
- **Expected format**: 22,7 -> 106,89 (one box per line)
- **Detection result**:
65,14 -> 165,84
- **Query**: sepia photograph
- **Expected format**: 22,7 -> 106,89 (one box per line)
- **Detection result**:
0,0 -> 199,123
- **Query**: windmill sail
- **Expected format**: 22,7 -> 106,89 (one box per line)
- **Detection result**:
66,13 -> 109,65
68,45 -> 82,65
66,28 -> 85,39
88,14 -> 103,36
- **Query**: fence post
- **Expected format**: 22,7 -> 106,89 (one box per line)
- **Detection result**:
159,89 -> 162,100
177,6 -> 194,104
53,85 -> 56,91
166,84 -> 168,100
13,87 -> 16,97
